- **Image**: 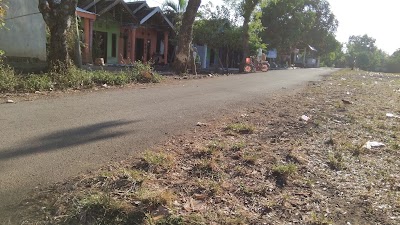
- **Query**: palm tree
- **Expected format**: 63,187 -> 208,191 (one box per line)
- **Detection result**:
162,0 -> 188,14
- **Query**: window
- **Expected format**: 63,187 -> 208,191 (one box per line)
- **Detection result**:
111,33 -> 117,57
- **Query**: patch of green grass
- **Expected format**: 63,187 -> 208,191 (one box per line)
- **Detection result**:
195,141 -> 225,158
390,142 -> 400,151
21,74 -> 52,91
195,179 -> 223,196
242,152 -> 258,165
66,192 -> 136,225
327,152 -> 345,170
136,189 -> 176,209
0,64 -> 18,92
309,211 -> 333,225
272,163 -> 298,186
0,61 -> 161,93
191,159 -> 221,180
231,141 -> 246,151
141,151 -> 174,172
150,215 -> 184,225
225,123 -> 255,134
207,141 -> 225,152
119,169 -> 146,183
272,163 -> 298,177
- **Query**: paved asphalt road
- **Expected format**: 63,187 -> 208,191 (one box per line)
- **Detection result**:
0,68 -> 335,216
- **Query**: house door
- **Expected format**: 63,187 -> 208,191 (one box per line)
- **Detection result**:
93,31 -> 108,63
146,39 -> 151,62
135,38 -> 144,61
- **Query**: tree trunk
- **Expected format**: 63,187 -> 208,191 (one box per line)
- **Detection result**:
172,0 -> 201,75
239,0 -> 259,73
240,16 -> 250,73
38,0 -> 77,72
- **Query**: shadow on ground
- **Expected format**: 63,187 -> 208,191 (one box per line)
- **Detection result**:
0,120 -> 138,161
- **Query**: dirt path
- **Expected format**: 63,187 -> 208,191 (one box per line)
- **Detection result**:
0,68 -> 332,220
12,69 -> 400,224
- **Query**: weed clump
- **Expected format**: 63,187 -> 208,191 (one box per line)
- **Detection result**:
272,163 -> 298,186
0,61 -> 161,93
327,152 -> 345,170
140,151 -> 174,173
225,123 -> 255,134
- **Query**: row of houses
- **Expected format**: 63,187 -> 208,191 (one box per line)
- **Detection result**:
0,0 -> 175,69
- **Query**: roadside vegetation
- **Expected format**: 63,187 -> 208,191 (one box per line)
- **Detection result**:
11,69 -> 400,224
0,62 -> 161,93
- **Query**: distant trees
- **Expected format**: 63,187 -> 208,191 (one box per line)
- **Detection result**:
386,49 -> 400,73
346,35 -> 387,71
261,0 -> 338,62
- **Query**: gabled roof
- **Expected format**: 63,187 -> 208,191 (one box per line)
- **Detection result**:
126,2 -> 175,30
78,0 -> 138,24
76,7 -> 96,15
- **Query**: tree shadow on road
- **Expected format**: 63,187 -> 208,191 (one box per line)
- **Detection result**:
0,120 -> 138,161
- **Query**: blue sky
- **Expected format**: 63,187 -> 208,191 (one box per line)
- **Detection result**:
143,0 -> 399,55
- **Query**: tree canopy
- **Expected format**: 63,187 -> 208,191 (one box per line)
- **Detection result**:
346,34 -> 387,71
261,0 -> 338,56
386,49 -> 400,72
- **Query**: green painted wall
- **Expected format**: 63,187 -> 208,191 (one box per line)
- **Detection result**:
93,16 -> 120,64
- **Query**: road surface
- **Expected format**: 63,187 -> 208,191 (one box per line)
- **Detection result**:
0,68 -> 335,217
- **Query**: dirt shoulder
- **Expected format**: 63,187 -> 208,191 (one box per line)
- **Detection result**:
13,69 -> 400,225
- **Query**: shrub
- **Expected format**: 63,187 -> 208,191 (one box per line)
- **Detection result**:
127,61 -> 162,83
0,64 -> 18,92
21,74 -> 52,92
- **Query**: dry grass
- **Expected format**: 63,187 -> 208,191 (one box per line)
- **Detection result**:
14,69 -> 400,225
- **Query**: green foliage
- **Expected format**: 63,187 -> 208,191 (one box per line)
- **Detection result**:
272,163 -> 298,177
386,49 -> 400,73
0,64 -> 18,92
22,74 -> 52,92
225,123 -> 255,134
65,192 -> 136,225
127,61 -> 162,83
0,0 -> 6,28
327,152 -> 345,170
0,61 -> 161,93
141,151 -> 174,172
261,0 -> 338,56
195,3 -> 242,51
346,34 -> 388,71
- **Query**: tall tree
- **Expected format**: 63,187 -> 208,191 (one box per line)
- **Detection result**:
0,0 -> 6,27
172,0 -> 201,74
225,0 -> 269,72
0,0 -> 7,57
38,0 -> 77,72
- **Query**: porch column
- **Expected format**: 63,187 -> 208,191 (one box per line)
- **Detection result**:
202,44 -> 207,69
118,28 -> 124,64
89,20 -> 94,63
163,31 -> 169,65
83,18 -> 90,63
130,28 -> 136,63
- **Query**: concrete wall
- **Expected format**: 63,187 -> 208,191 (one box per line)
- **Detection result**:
0,0 -> 47,61
93,17 -> 120,64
